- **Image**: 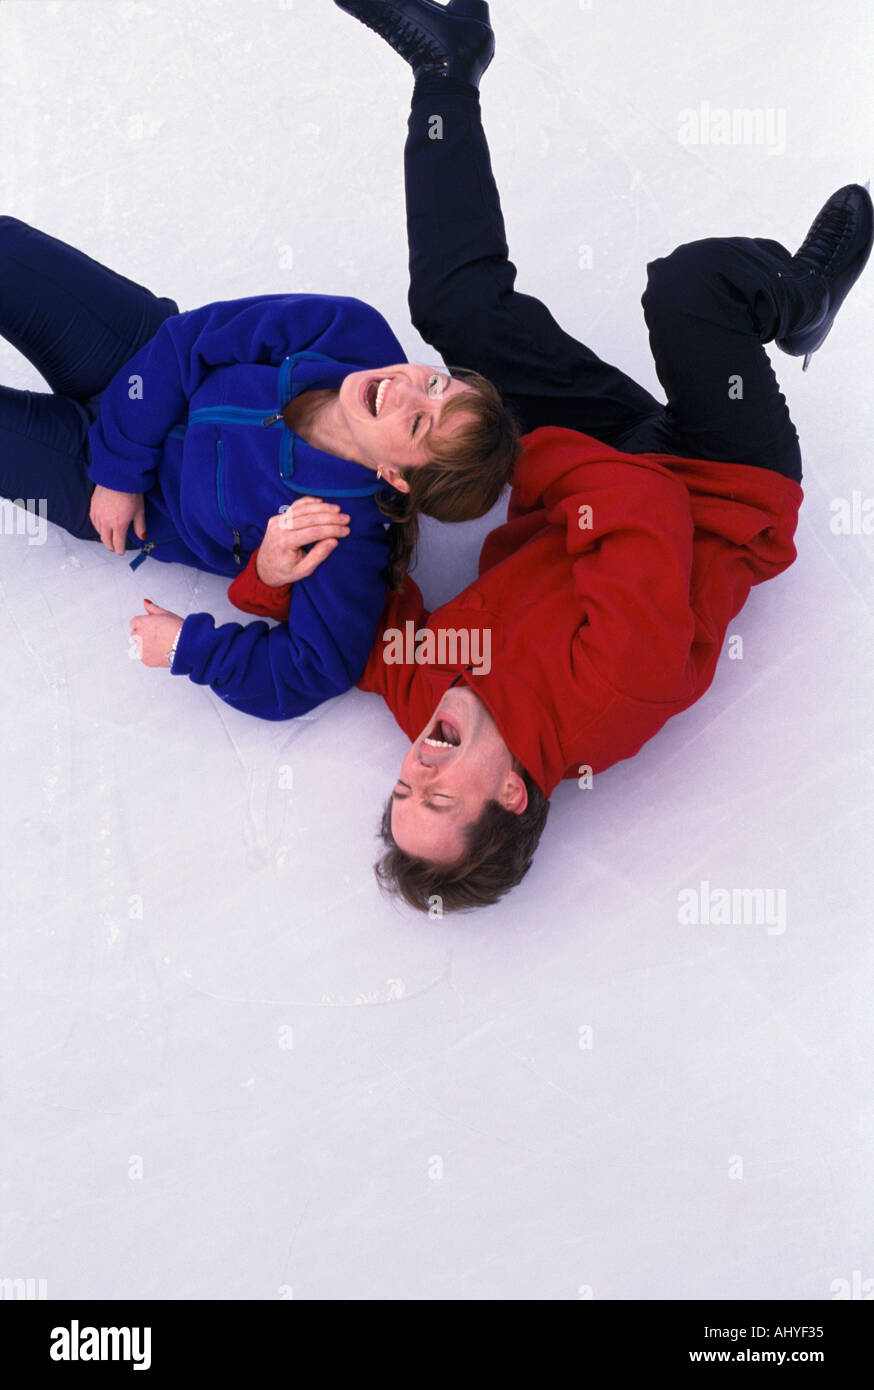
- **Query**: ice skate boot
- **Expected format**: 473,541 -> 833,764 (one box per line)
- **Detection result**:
775,181 -> 873,370
333,0 -> 494,86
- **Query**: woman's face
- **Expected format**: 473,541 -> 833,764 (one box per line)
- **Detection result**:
338,363 -> 478,472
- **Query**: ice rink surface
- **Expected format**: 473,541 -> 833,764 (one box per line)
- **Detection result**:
1,0 -> 872,1300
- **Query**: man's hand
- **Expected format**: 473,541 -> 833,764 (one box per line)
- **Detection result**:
255,497 -> 351,587
129,599 -> 184,667
90,484 -> 147,555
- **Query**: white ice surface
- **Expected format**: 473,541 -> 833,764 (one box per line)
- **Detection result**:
1,0 -> 873,1301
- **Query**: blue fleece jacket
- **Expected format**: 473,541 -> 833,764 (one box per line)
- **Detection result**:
86,293 -> 407,720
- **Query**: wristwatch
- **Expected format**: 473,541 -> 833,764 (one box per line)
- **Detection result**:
167,624 -> 183,670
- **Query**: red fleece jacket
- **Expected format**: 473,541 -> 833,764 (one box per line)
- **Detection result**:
227,426 -> 803,797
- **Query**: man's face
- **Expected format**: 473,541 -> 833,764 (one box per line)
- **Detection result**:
389,687 -> 529,865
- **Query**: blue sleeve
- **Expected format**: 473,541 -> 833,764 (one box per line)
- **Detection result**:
87,294 -> 407,494
170,529 -> 390,720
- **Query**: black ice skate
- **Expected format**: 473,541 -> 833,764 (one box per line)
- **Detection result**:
333,0 -> 494,86
776,181 -> 873,370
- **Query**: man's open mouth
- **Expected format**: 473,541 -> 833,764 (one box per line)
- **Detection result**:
423,716 -> 460,750
364,377 -> 391,417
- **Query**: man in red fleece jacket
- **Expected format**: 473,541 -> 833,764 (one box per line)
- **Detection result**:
230,0 -> 872,911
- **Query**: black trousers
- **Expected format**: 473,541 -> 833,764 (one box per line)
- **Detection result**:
0,215 -> 179,539
404,87 -> 808,483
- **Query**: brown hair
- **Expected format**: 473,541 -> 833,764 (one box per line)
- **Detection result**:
373,759 -> 550,913
378,367 -> 521,591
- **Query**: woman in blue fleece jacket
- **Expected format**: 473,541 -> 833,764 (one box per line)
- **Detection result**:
0,218 -> 519,720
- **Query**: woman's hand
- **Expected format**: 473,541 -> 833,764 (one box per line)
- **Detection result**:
129,599 -> 183,667
255,497 -> 351,587
90,484 -> 147,555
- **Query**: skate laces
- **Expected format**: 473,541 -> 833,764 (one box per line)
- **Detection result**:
356,8 -> 448,71
794,204 -> 853,275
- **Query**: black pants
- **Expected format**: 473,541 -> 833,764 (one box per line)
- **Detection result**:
0,216 -> 179,539
404,87 -> 808,482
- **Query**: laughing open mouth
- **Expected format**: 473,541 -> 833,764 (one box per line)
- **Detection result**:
423,718 -> 460,750
365,377 -> 390,417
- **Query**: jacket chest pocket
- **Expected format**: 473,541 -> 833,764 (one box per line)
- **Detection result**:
215,438 -> 243,568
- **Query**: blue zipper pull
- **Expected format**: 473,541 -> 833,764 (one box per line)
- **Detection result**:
233,531 -> 242,567
262,411 -> 283,427
130,542 -> 154,571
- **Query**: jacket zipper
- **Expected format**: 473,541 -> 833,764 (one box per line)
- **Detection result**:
189,405 -> 282,426
216,438 -> 242,567
129,538 -> 176,571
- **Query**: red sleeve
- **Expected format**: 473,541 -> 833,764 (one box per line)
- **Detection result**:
227,548 -> 291,621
